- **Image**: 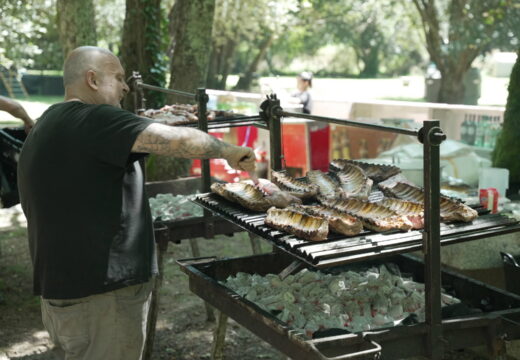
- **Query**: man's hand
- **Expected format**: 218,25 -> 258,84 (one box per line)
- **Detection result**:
23,117 -> 34,134
223,145 -> 256,172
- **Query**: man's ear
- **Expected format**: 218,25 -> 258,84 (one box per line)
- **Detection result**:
86,70 -> 99,90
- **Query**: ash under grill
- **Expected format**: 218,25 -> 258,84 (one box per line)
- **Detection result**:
194,193 -> 520,268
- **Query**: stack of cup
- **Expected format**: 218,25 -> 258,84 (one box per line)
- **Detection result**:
478,167 -> 509,213
478,167 -> 509,198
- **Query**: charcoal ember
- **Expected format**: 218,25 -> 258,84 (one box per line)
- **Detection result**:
148,193 -> 202,221
222,264 -> 461,335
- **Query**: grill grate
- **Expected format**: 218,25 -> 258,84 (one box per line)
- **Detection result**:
194,193 -> 520,268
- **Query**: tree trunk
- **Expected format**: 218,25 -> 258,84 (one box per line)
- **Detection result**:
411,0 -> 489,104
56,0 -> 97,57
234,34 -> 274,91
120,0 -> 166,111
216,39 -> 236,90
359,46 -> 380,78
206,45 -> 221,89
168,0 -> 216,102
437,69 -> 465,104
492,48 -> 520,186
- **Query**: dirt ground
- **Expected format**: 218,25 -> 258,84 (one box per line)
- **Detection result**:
0,206 -> 285,360
0,206 -> 514,360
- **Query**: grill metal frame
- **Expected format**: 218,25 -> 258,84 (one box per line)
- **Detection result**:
127,78 -> 520,359
178,252 -> 520,360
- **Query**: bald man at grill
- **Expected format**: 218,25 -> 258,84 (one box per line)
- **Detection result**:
17,46 -> 255,360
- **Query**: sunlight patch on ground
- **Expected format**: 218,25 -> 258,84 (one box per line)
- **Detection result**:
0,100 -> 52,124
0,205 -> 27,230
1,331 -> 55,359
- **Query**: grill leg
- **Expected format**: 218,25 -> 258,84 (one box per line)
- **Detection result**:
211,311 -> 228,360
209,234 -> 261,359
143,240 -> 167,360
249,233 -> 262,254
189,238 -> 216,322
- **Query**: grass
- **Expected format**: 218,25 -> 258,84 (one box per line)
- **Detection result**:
23,95 -> 63,105
381,96 -> 427,102
25,69 -> 63,76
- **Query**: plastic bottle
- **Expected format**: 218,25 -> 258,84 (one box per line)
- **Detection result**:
483,116 -> 494,148
474,115 -> 487,147
467,115 -> 477,145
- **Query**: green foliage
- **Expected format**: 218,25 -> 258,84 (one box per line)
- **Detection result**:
208,0 -> 298,89
0,0 -> 63,70
96,0 -> 126,52
262,0 -> 426,78
143,0 -> 168,108
492,49 -> 520,183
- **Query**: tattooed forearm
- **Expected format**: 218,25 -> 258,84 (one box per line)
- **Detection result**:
132,122 -> 232,158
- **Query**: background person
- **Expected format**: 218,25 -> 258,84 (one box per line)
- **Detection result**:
17,46 -> 255,360
0,95 -> 34,133
292,71 -> 313,114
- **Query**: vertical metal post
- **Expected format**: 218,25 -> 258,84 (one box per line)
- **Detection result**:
130,71 -> 146,114
196,88 -> 211,193
267,96 -> 283,171
421,120 -> 446,360
195,87 -> 216,321
196,88 -> 214,239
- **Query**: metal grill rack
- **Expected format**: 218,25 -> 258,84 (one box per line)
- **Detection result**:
194,192 -> 520,269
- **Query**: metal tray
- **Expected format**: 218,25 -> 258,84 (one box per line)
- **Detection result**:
178,252 -> 520,360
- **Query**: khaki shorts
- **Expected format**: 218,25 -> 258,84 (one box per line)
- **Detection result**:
41,281 -> 153,360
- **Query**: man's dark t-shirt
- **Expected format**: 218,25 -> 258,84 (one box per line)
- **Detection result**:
18,101 -> 157,299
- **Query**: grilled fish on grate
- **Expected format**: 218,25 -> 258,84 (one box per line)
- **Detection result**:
379,182 -> 478,223
334,163 -> 373,200
211,182 -> 272,212
306,170 -> 340,199
330,159 -> 401,183
289,204 -> 363,236
242,178 -> 302,208
271,171 -> 319,200
321,197 -> 413,232
377,198 -> 424,229
265,207 -> 329,241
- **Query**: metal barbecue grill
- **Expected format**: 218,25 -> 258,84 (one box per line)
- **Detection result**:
182,95 -> 520,359
127,76 -> 520,359
193,192 -> 520,269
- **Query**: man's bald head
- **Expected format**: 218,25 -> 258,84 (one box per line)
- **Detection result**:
63,46 -> 118,87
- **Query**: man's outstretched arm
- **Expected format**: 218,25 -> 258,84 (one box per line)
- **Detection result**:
0,96 -> 34,133
132,122 -> 256,172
